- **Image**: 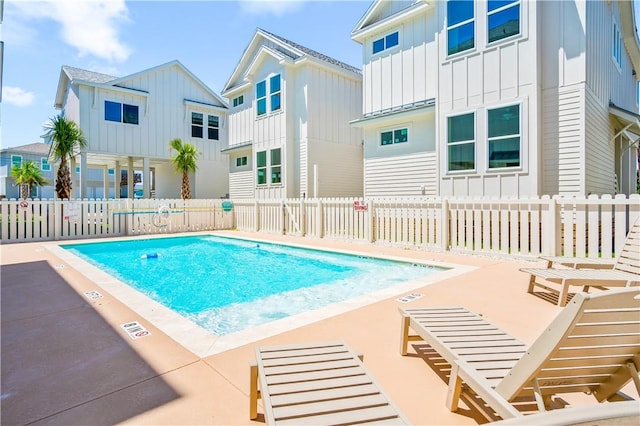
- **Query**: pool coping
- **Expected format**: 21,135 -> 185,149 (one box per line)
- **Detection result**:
45,232 -> 477,357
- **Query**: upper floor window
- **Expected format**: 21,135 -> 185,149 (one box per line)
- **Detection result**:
613,21 -> 622,69
233,95 -> 244,107
381,128 -> 408,146
236,156 -> 248,167
256,75 -> 282,117
192,113 -> 219,140
11,155 -> 22,168
487,104 -> 520,169
208,115 -> 219,140
487,0 -> 520,43
372,31 -> 399,54
447,0 -> 475,55
41,158 -> 51,172
256,149 -> 282,185
105,100 -> 139,125
447,112 -> 475,171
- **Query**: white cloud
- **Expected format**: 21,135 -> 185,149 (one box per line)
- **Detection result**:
9,0 -> 131,63
3,87 -> 36,107
239,0 -> 305,17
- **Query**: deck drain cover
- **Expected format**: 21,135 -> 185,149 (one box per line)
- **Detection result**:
397,293 -> 423,303
121,321 -> 151,339
83,290 -> 103,300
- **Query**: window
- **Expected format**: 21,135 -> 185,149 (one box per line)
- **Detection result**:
613,21 -> 622,68
41,158 -> 51,171
256,151 -> 267,185
105,101 -> 139,125
488,104 -> 520,169
208,115 -> 219,140
487,0 -> 520,43
270,148 -> 281,184
75,166 -> 81,173
11,155 -> 22,168
256,81 -> 267,116
191,112 -> 204,138
233,95 -> 244,107
381,128 -> 408,146
447,0 -> 475,55
256,74 -> 282,117
108,169 -> 115,175
270,75 -> 281,112
447,112 -> 475,171
372,31 -> 400,54
236,156 -> 248,167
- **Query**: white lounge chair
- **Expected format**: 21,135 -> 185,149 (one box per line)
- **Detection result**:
520,219 -> 640,306
250,340 -> 410,425
399,288 -> 640,420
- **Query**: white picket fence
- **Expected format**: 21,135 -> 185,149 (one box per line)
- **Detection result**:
2,194 -> 639,260
0,198 -> 234,242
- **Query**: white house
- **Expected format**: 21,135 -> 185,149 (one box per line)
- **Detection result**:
351,0 -> 640,197
53,60 -> 229,199
220,28 -> 364,199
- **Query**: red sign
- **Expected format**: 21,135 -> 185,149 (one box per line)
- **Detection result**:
353,200 -> 368,212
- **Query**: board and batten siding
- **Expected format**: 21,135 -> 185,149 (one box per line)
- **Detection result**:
586,0 -> 639,113
228,96 -> 254,146
80,65 -> 226,162
362,8 -> 437,115
541,85 -> 585,195
364,152 -> 437,197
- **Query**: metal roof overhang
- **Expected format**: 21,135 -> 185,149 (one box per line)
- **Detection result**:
609,103 -> 640,144
350,99 -> 435,128
220,141 -> 252,154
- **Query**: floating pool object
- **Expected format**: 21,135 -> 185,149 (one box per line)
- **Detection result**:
141,253 -> 159,259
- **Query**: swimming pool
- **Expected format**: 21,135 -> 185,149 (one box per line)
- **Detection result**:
63,235 -> 444,335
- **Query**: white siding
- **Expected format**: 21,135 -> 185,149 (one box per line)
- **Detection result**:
229,170 -> 254,199
541,85 -> 585,195
585,88 -> 615,195
307,141 -> 363,198
362,7 -> 437,115
364,152 -> 436,196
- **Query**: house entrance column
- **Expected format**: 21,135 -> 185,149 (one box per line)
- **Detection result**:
102,166 -> 109,199
79,153 -> 88,199
143,157 -> 150,199
127,157 -> 134,198
115,161 -> 121,198
70,157 -> 78,199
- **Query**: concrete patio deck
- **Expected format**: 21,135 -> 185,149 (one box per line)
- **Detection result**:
1,231 -> 638,425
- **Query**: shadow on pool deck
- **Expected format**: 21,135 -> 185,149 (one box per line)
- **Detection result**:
1,260 -> 179,425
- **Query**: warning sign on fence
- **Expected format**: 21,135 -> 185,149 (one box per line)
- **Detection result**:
353,200 -> 368,212
64,202 -> 81,223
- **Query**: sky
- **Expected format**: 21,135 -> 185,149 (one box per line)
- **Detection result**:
0,0 -> 370,148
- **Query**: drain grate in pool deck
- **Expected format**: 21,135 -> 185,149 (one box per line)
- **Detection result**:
397,293 -> 424,303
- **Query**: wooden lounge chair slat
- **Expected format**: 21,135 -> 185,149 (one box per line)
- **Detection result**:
273,405 -> 404,426
399,289 -> 640,420
251,341 -> 410,425
265,366 -> 367,386
267,375 -> 373,395
272,394 -> 392,418
268,383 -> 381,406
264,359 -> 359,375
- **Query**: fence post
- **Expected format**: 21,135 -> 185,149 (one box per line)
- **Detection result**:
316,199 -> 323,238
300,197 -> 306,236
54,201 -> 62,241
541,195 -> 560,256
367,198 -> 374,243
440,198 -> 449,251
281,200 -> 286,235
253,200 -> 259,232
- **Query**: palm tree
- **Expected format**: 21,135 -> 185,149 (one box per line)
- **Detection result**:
44,115 -> 87,199
11,160 -> 48,199
169,138 -> 199,199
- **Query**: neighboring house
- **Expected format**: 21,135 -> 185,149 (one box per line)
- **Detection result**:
53,60 -> 229,199
0,143 -> 55,199
351,0 -> 640,197
221,28 -> 363,199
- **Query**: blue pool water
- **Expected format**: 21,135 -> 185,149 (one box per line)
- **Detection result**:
63,236 -> 442,335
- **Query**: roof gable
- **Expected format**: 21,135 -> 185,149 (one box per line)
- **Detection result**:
352,0 -> 430,42
54,60 -> 228,110
222,28 -> 361,95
